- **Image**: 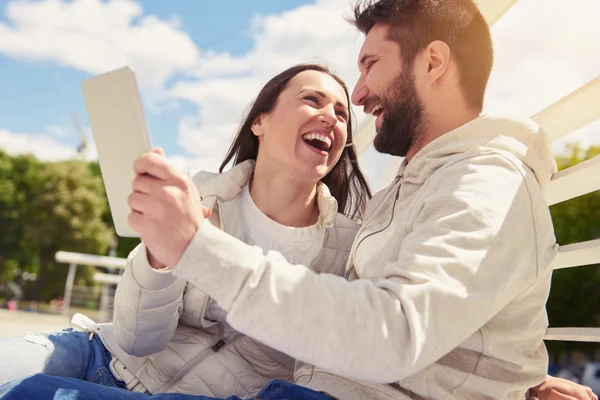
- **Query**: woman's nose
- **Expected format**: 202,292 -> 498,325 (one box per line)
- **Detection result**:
319,106 -> 337,126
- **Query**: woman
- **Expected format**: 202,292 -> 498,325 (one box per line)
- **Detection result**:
0,63 -> 371,397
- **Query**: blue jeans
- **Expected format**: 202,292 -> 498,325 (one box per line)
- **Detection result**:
0,328 -> 124,388
0,376 -> 334,400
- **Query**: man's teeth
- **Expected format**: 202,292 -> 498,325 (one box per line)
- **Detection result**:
371,104 -> 383,115
302,133 -> 332,149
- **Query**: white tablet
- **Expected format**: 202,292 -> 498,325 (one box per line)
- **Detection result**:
82,66 -> 152,237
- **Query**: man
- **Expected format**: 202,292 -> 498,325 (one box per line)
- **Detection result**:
0,1 -> 596,399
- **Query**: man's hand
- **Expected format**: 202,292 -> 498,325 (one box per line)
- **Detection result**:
530,375 -> 598,400
128,148 -> 210,268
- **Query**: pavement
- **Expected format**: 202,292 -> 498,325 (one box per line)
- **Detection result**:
0,309 -> 70,338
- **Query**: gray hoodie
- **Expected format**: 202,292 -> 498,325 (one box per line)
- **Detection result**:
171,115 -> 559,399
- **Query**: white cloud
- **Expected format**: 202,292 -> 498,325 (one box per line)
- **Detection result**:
484,0 -> 600,155
45,124 -> 73,138
0,128 -> 80,161
189,0 -> 600,186
0,0 -> 199,89
1,0 -> 599,188
0,0 -> 363,168
163,0 -> 365,161
174,116 -> 235,168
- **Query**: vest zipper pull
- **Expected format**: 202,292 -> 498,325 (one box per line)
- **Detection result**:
212,339 -> 226,352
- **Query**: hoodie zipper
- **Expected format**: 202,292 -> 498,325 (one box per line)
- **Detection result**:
349,175 -> 403,277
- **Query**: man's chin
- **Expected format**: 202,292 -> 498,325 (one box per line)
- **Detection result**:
373,132 -> 392,155
373,129 -> 410,157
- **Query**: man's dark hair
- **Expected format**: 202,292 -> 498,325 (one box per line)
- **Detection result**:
349,0 -> 493,111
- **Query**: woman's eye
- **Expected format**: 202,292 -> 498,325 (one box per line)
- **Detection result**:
336,111 -> 348,122
304,95 -> 319,104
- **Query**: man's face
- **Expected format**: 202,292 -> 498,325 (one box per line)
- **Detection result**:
351,24 -> 425,157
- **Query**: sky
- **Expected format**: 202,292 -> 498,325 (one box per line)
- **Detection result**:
0,0 -> 599,191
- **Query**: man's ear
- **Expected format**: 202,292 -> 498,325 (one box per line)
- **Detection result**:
422,40 -> 451,87
251,114 -> 265,137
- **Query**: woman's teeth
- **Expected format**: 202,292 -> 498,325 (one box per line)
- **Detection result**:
302,133 -> 331,152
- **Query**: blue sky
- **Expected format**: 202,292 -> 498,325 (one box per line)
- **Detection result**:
1,0 -> 599,190
0,0 -> 317,158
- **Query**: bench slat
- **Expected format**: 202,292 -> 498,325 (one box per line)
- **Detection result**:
532,75 -> 600,142
545,155 -> 600,205
553,239 -> 600,270
545,328 -> 600,343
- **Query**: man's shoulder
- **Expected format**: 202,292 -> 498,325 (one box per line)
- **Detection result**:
429,149 -> 533,190
413,150 -> 543,221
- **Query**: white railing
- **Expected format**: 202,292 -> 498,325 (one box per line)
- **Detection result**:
54,251 -> 125,320
531,76 -> 600,142
544,155 -> 600,206
553,239 -> 600,270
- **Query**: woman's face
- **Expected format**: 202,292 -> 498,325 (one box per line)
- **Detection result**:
253,70 -> 349,182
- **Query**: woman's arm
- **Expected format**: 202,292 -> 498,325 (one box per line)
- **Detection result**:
113,243 -> 185,357
529,376 -> 598,400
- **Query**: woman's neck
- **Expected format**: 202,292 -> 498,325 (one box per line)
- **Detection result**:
250,164 -> 319,228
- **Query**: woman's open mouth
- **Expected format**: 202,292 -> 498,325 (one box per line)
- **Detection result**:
302,132 -> 332,155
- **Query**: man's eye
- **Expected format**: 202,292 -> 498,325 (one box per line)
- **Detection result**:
304,95 -> 319,103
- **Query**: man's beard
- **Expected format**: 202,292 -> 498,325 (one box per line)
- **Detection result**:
373,69 -> 425,157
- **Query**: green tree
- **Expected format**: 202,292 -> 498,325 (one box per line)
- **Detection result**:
0,150 -> 42,274
0,149 -> 19,265
88,160 -> 140,258
547,145 -> 600,355
23,159 -> 115,300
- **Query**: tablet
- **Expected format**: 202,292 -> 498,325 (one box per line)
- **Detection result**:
82,66 -> 152,237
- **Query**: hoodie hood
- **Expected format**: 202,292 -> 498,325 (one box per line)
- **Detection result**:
398,115 -> 557,188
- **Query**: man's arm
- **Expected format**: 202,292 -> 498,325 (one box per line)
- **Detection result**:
170,154 -> 545,383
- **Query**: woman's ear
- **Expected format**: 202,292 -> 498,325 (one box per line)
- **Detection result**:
251,114 -> 265,137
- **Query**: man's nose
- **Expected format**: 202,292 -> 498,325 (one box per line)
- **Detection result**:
351,75 -> 368,107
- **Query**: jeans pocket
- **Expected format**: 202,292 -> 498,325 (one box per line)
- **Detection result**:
258,381 -> 285,400
87,368 -> 119,387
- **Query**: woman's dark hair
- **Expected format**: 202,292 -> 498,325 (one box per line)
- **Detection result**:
219,63 -> 372,220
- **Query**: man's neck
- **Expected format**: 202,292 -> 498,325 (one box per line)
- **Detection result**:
406,107 -> 480,162
250,163 -> 319,228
